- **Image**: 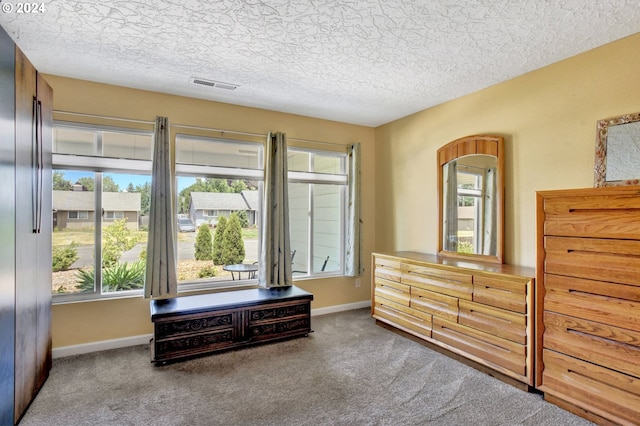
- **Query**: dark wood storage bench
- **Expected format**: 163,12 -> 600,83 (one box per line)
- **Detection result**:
150,286 -> 313,363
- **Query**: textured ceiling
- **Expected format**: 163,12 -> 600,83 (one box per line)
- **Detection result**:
1,1 -> 639,127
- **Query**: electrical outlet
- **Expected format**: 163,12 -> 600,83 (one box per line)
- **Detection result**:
355,278 -> 361,288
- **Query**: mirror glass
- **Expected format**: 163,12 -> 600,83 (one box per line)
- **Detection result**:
595,112 -> 640,186
438,135 -> 504,264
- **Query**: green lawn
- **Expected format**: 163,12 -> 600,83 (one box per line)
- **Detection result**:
53,227 -> 258,247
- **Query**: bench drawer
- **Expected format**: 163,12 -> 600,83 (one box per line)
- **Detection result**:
154,310 -> 235,339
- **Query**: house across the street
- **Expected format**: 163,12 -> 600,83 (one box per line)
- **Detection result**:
188,190 -> 259,227
53,190 -> 142,230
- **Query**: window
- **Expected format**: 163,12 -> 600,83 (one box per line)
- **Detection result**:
287,149 -> 347,277
52,124 -> 152,299
52,124 -> 353,299
175,134 -> 263,287
104,211 -> 125,219
68,211 -> 89,220
456,166 -> 485,254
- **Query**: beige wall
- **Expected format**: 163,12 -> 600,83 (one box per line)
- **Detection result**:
48,32 -> 640,349
375,33 -> 640,267
46,76 -> 376,348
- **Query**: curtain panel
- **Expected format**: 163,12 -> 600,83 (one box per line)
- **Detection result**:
258,132 -> 292,288
144,116 -> 178,299
345,143 -> 361,276
443,160 -> 458,251
482,167 -> 497,255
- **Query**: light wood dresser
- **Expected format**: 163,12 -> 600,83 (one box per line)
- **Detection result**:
536,186 -> 640,425
372,251 -> 535,387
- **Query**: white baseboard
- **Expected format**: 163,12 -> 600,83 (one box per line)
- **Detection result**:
52,300 -> 372,359
311,300 -> 371,316
52,334 -> 153,359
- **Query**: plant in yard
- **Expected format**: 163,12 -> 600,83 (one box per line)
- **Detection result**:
194,223 -> 213,261
236,210 -> 249,228
212,215 -> 227,265
102,219 -> 139,267
76,260 -> 146,292
52,241 -> 79,272
198,264 -> 218,278
222,213 -> 245,265
457,241 -> 473,254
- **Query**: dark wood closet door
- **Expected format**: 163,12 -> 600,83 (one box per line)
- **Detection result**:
35,71 -> 53,395
14,47 -> 52,424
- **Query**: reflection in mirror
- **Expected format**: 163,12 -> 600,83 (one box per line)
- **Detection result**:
442,155 -> 498,256
595,112 -> 640,187
438,135 -> 504,264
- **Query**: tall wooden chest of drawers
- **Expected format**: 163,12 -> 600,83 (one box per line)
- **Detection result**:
372,252 -> 535,386
536,186 -> 640,425
150,286 -> 313,363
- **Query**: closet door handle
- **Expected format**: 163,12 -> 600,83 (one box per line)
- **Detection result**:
36,99 -> 43,234
32,96 -> 38,233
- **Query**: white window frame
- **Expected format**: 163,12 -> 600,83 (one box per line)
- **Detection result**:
287,148 -> 348,278
175,134 -> 264,291
52,122 -> 153,302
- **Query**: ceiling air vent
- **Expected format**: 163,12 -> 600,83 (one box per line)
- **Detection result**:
190,77 -> 239,91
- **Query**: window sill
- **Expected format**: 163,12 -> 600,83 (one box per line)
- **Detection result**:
52,273 -> 347,305
52,279 -> 258,305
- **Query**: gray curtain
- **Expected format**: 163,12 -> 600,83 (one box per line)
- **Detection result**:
443,160 -> 458,251
482,167 -> 497,255
144,116 -> 178,299
345,143 -> 361,276
258,132 -> 292,288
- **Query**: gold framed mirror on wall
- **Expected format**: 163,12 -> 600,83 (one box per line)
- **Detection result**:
437,135 -> 504,264
594,111 -> 640,187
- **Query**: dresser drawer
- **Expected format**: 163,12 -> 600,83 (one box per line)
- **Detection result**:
544,236 -> 640,286
410,287 -> 458,322
154,310 -> 235,339
374,256 -> 402,282
402,263 -> 472,300
543,194 -> 640,239
432,317 -> 526,376
543,311 -> 640,379
472,275 -> 528,313
458,300 -> 526,344
544,273 -> 640,332
541,350 -> 640,425
374,300 -> 432,338
374,277 -> 410,306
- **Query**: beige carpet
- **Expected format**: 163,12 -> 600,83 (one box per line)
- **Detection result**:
20,308 -> 593,425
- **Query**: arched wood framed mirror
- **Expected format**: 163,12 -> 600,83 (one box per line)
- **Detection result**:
437,135 -> 504,264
